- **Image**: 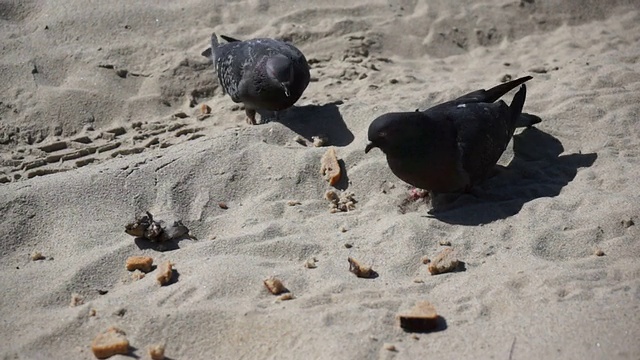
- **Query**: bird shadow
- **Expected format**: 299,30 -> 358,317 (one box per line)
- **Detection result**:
400,315 -> 448,334
334,159 -> 350,191
428,126 -> 597,225
134,236 -> 189,252
271,100 -> 355,146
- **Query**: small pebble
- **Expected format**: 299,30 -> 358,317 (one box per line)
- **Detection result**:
383,343 -> 397,352
30,251 -> 46,261
70,293 -> 84,307
622,219 -> 634,228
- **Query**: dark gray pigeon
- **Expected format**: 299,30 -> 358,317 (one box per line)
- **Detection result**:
201,33 -> 311,125
365,76 -> 540,196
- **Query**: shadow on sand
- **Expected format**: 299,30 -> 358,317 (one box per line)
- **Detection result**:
429,127 -> 597,225
272,100 -> 355,146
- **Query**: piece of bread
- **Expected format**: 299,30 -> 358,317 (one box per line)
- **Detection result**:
125,256 -> 153,273
91,327 -> 129,359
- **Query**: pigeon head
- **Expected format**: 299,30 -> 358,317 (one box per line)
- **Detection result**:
265,54 -> 294,97
366,112 -> 425,155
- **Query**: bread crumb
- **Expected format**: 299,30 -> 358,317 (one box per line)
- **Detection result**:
156,261 -> 174,286
91,327 -> 129,359
218,202 -> 228,209
594,248 -> 605,256
200,103 -> 211,115
439,240 -> 451,246
287,200 -> 302,206
264,277 -> 288,295
126,256 -> 153,272
348,257 -> 376,278
312,135 -> 328,147
320,147 -> 341,186
131,270 -> 146,281
70,293 -> 84,307
397,301 -> 440,332
304,257 -> 317,269
89,308 -> 97,317
339,226 -> 347,232
428,248 -> 459,275
420,255 -> 430,264
30,251 -> 46,261
277,293 -> 295,301
148,343 -> 166,360
383,343 -> 397,352
325,190 -> 357,213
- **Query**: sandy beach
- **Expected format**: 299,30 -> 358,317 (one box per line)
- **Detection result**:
1,0 -> 639,359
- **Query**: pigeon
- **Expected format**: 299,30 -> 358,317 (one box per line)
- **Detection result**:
201,33 -> 311,125
365,76 -> 540,196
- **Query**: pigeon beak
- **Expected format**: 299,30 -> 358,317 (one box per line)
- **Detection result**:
365,142 -> 376,154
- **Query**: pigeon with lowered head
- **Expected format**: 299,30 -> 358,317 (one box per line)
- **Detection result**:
365,76 -> 540,200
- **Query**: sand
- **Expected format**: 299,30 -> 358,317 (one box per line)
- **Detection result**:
1,0 -> 640,359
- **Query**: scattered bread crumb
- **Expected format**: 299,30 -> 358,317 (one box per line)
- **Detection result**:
148,343 -> 166,360
156,261 -> 174,286
91,327 -> 129,359
397,301 -> 440,332
312,135 -> 328,147
264,277 -> 288,295
325,190 -> 356,213
383,343 -> 397,352
131,270 -> 146,281
30,251 -> 46,261
420,255 -> 430,264
70,293 -> 84,307
200,103 -> 211,115
89,308 -> 97,317
126,256 -> 153,272
428,247 -> 459,275
277,293 -> 295,301
348,257 -> 376,278
594,248 -> 605,256
320,147 -> 341,186
304,257 -> 318,269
